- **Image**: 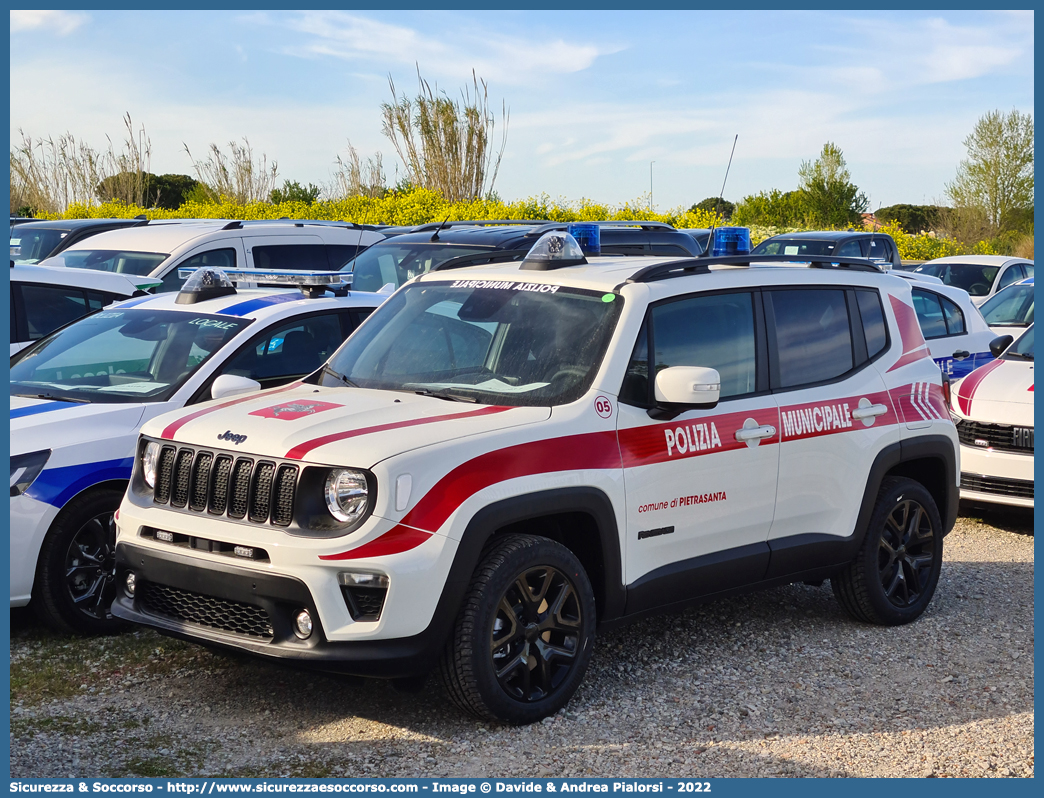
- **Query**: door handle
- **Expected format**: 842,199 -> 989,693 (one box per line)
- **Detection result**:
952,350 -> 970,360
851,403 -> 888,420
735,424 -> 776,441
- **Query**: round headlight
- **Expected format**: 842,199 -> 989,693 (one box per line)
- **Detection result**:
142,442 -> 161,488
324,469 -> 369,524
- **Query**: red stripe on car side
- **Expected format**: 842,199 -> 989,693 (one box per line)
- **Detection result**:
956,359 -> 1004,416
885,346 -> 931,372
161,382 -> 301,440
285,405 -> 513,460
319,430 -> 621,560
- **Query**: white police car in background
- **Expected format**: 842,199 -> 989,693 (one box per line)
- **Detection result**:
10,268 -> 387,634
902,277 -> 997,378
913,255 -> 1033,306
38,220 -> 387,294
10,263 -> 162,355
951,325 -> 1034,508
111,228 -> 958,723
978,276 -> 1033,341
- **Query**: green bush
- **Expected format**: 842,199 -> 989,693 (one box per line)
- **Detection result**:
874,204 -> 944,233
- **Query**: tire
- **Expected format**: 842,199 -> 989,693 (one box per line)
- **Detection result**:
33,487 -> 125,635
832,476 -> 943,625
439,534 -> 596,724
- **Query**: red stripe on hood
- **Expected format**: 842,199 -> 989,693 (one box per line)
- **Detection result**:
319,430 -> 621,560
285,405 -> 513,460
956,359 -> 1004,416
161,382 -> 301,440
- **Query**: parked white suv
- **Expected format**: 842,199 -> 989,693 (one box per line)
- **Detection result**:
39,220 -> 386,294
112,232 -> 959,724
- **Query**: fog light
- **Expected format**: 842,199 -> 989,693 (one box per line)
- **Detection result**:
125,572 -> 137,597
293,609 -> 313,639
338,572 -> 390,588
155,530 -> 174,543
233,545 -> 255,559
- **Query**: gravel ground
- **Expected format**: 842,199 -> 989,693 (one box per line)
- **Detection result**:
10,504 -> 1033,779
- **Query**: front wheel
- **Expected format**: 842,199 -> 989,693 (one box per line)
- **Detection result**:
33,488 -> 125,635
439,534 -> 596,724
832,476 -> 943,625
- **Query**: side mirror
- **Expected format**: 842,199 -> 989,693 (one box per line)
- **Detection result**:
989,334 -> 1014,358
654,366 -> 721,408
211,373 -> 261,400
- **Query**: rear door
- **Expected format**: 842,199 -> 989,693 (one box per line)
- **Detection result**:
911,287 -> 995,378
766,285 -> 901,548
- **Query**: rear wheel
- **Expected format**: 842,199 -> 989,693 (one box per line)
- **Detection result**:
439,534 -> 596,724
832,477 -> 943,625
34,488 -> 125,635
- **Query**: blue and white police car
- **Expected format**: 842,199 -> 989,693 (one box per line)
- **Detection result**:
10,268 -> 388,634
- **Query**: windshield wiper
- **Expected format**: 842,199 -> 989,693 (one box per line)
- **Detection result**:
322,364 -> 358,388
413,388 -> 477,403
1006,352 -> 1034,360
29,393 -> 89,403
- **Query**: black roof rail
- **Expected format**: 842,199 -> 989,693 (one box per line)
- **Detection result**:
408,219 -> 554,233
222,220 -> 243,230
525,220 -> 678,237
624,253 -> 883,286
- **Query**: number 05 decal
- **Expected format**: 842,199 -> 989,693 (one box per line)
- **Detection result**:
594,395 -> 614,418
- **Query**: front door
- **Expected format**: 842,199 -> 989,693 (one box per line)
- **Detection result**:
617,289 -> 779,613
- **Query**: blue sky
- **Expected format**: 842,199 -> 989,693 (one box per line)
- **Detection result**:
9,9 -> 1034,212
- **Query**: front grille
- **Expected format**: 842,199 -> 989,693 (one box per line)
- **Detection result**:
152,445 -> 299,527
139,581 -> 274,639
957,420 -> 1034,453
960,472 -> 1034,499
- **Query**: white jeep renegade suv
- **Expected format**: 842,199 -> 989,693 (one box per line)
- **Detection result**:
112,231 -> 959,724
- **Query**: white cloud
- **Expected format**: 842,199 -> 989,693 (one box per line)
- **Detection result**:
255,11 -> 618,86
10,10 -> 89,35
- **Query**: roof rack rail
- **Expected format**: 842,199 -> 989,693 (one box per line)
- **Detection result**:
222,220 -> 243,230
625,253 -> 884,285
526,220 -> 677,237
408,219 -> 554,233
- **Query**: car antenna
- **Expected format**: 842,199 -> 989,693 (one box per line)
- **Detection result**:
429,214 -> 451,242
701,134 -> 738,257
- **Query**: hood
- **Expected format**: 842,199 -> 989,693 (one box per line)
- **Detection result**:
10,396 -> 146,455
144,384 -> 550,467
953,358 -> 1034,425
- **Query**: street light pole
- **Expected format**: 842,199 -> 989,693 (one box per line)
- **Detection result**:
650,161 -> 654,211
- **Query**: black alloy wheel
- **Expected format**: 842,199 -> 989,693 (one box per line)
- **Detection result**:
63,511 -> 119,622
490,565 -> 582,703
440,534 -> 596,724
832,476 -> 944,626
34,487 -> 125,635
877,497 -> 936,609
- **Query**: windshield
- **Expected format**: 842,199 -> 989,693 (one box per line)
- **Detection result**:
914,262 -> 999,296
342,243 -> 499,292
319,279 -> 623,407
10,228 -> 66,264
40,248 -> 169,276
11,308 -> 251,404
979,283 -> 1034,326
1002,326 -> 1034,360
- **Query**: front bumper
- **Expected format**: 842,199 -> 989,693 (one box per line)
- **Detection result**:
112,542 -> 456,678
958,443 -> 1034,508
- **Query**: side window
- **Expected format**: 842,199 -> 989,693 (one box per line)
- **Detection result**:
648,292 -> 757,400
19,283 -> 90,340
997,265 -> 1024,290
1022,263 -> 1034,279
836,240 -> 864,257
940,295 -> 966,335
767,289 -> 853,388
866,238 -> 890,262
219,313 -> 345,387
163,248 -> 237,293
619,322 -> 650,406
252,244 -> 329,271
86,290 -> 117,311
911,288 -> 948,340
855,289 -> 888,359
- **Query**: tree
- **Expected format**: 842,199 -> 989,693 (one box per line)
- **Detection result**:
946,109 -> 1033,235
97,172 -> 201,209
691,197 -> 735,220
874,204 -> 943,233
797,142 -> 868,228
270,180 -> 321,205
732,189 -> 804,228
380,67 -> 508,203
